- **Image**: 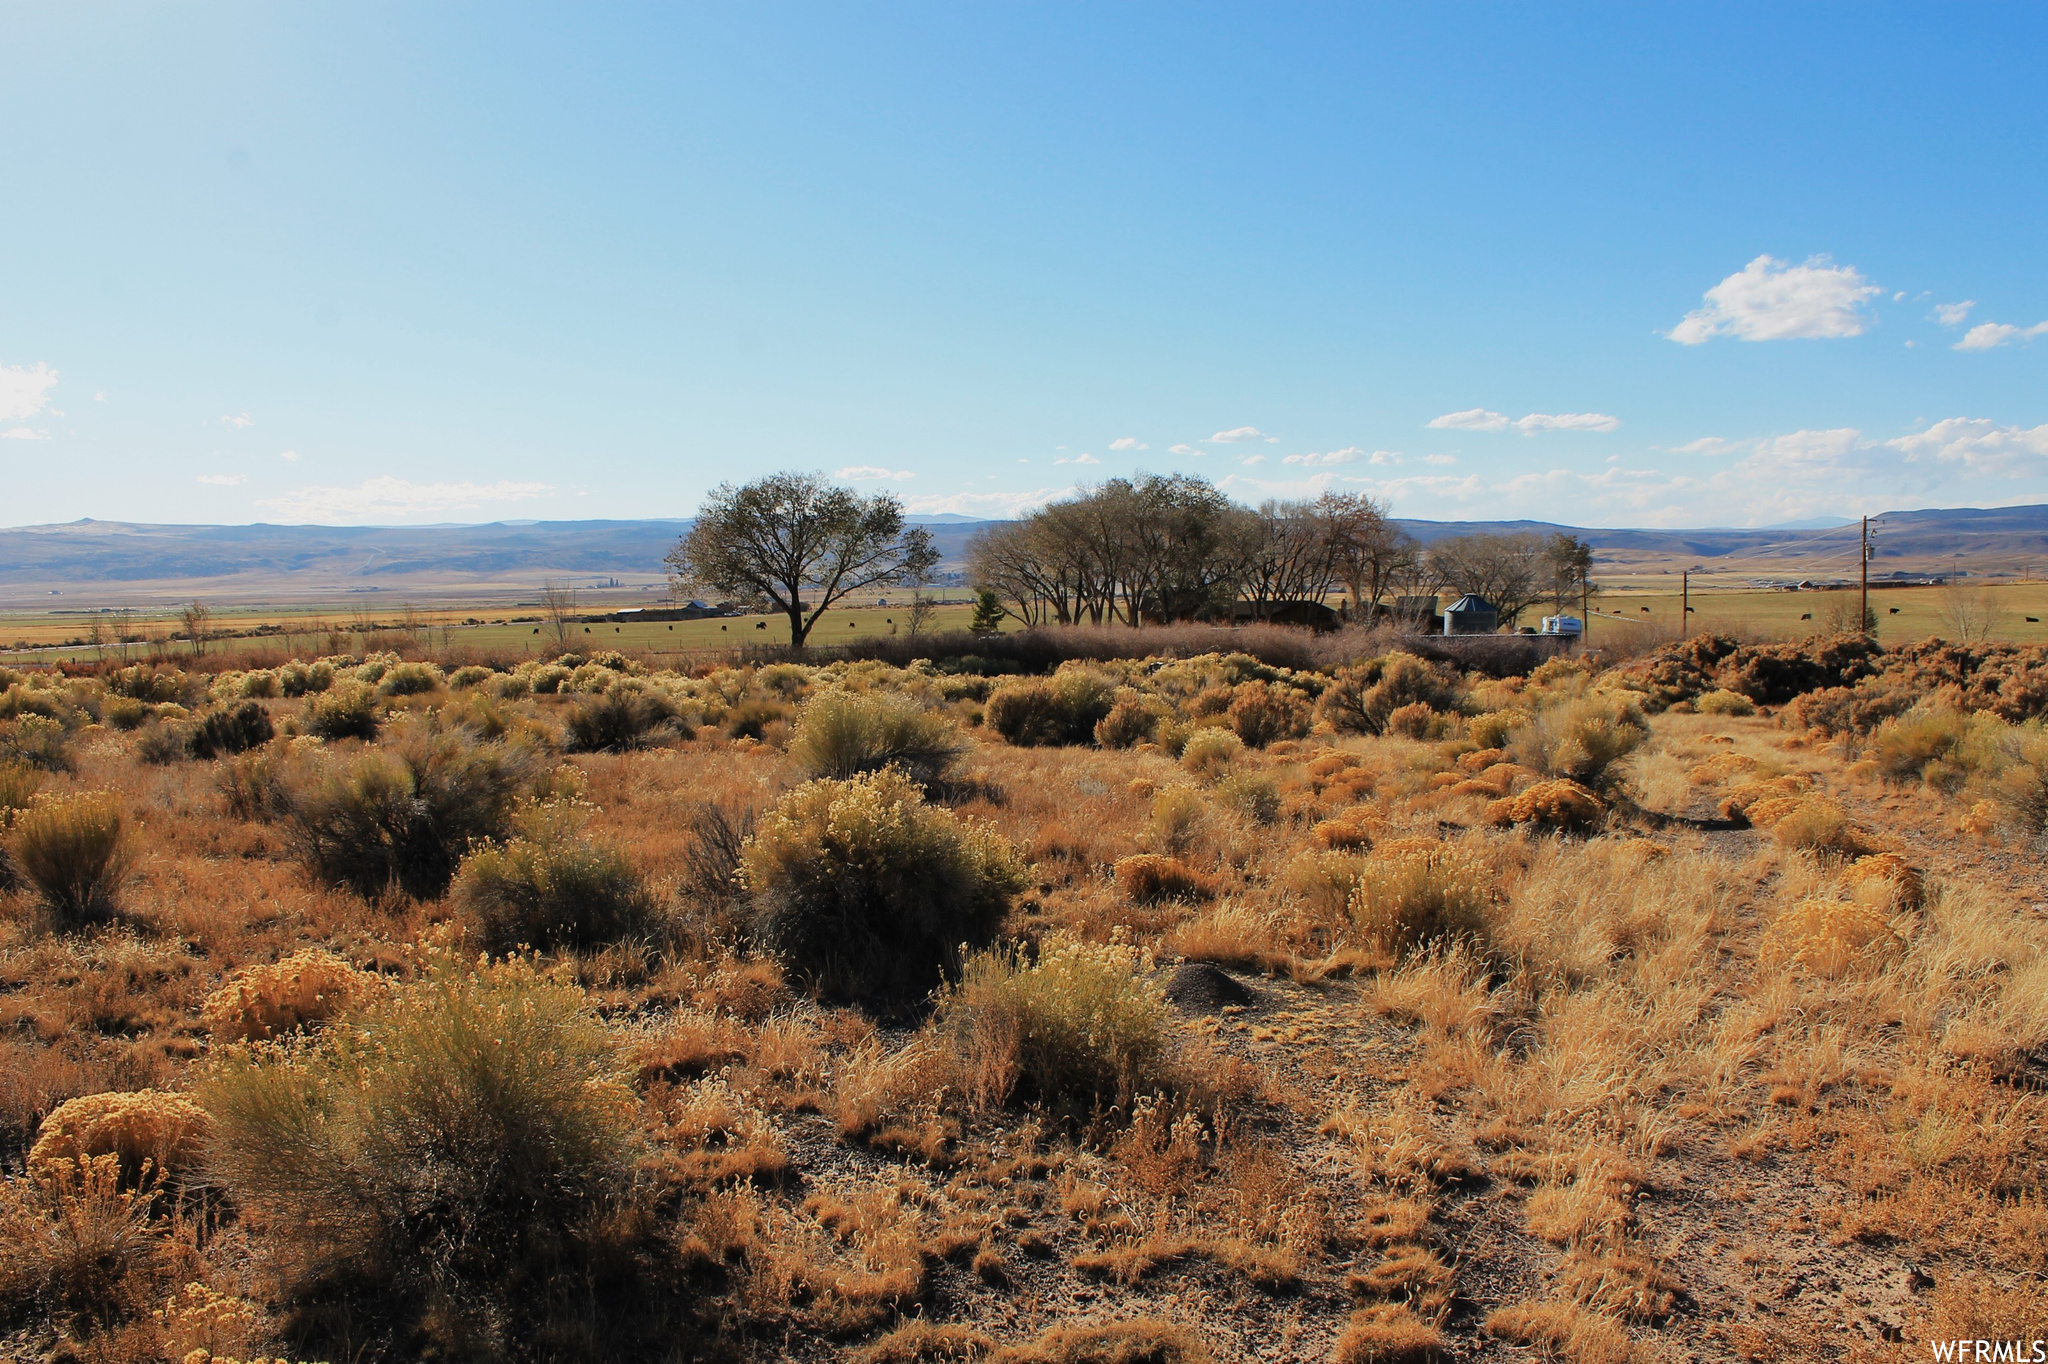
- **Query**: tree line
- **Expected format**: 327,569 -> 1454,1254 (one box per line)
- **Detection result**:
968,473 -> 1595,628
667,470 -> 1596,644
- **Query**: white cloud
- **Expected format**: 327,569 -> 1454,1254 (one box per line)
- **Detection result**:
1053,453 -> 1101,466
1888,418 -> 2048,475
197,473 -> 247,486
1428,408 -> 1510,431
903,486 -> 1077,518
255,476 -> 552,523
1108,437 -> 1147,451
0,362 -> 59,421
1428,408 -> 1616,435
221,412 -> 254,429
1667,254 -> 1881,343
1241,454 -> 1266,467
1515,411 -> 1620,434
1670,437 -> 1741,457
2,426 -> 50,441
1425,454 -> 1458,466
1742,427 -> 1866,476
1954,320 -> 2048,351
1281,446 -> 1375,467
1932,301 -> 1974,327
279,449 -> 300,461
1207,426 -> 1268,444
835,465 -> 916,481
1168,443 -> 1199,456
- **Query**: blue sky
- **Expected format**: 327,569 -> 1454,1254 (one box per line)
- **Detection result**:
3,3 -> 2045,529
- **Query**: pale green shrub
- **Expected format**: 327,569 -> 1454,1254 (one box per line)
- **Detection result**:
742,769 -> 1026,1005
1693,689 -> 1754,716
202,957 -> 635,1346
377,661 -> 443,697
1349,844 -> 1489,952
788,690 -> 962,786
1216,769 -> 1280,823
9,791 -> 130,926
303,680 -> 380,741
454,824 -> 660,953
938,935 -> 1168,1112
278,660 -> 333,697
1179,727 -> 1243,778
281,730 -> 547,899
1508,695 -> 1648,791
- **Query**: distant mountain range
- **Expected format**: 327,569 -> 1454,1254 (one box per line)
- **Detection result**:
3,505 -> 2046,603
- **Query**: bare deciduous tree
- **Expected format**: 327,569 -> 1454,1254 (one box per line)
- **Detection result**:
1427,533 -> 1551,627
178,601 -> 213,659
666,473 -> 938,647
540,580 -> 580,650
1939,582 -> 2002,643
1320,493 -> 1414,620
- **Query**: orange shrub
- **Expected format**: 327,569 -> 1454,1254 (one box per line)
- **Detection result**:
1113,853 -> 1216,904
1313,813 -> 1377,850
1842,851 -> 1925,909
201,949 -> 381,1042
29,1088 -> 210,1183
1763,898 -> 1904,978
1226,681 -> 1311,749
1485,779 -> 1605,832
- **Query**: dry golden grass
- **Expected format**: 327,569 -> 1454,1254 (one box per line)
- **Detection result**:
0,645 -> 2042,1362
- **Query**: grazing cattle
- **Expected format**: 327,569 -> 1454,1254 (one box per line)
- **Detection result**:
2030,617 -> 2042,624
756,621 -> 767,630
1800,613 -> 1812,620
1889,607 -> 1900,615
1641,606 -> 1650,613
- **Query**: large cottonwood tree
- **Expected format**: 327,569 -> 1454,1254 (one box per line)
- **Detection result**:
667,473 -> 938,647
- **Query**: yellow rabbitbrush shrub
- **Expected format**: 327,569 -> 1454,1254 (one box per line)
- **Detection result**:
1842,851 -> 1926,909
1763,898 -> 1906,978
1312,812 -> 1377,850
1448,761 -> 1533,799
1484,779 -> 1605,833
1716,773 -> 1811,820
1771,796 -> 1879,857
200,949 -> 382,1042
29,1088 -> 210,1184
154,1281 -> 262,1362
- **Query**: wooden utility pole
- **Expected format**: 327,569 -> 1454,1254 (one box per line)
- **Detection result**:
1860,516 -> 1871,636
1681,571 -> 1689,637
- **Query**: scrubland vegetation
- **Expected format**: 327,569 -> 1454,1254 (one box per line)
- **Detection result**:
0,627 -> 2044,1362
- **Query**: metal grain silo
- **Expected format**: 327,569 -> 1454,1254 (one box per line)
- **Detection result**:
1442,594 -> 1499,635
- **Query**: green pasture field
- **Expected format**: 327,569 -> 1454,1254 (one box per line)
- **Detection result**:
0,600 -> 997,666
7,581 -> 2048,667
1586,580 -> 2048,647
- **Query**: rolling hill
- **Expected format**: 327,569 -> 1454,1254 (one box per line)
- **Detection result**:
3,505 -> 2046,607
